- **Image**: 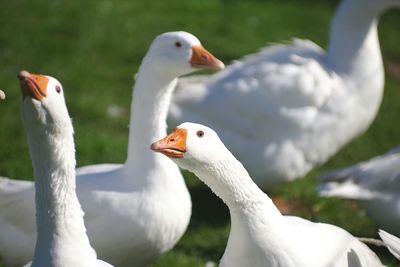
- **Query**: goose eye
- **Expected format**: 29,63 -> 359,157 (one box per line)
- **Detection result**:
175,41 -> 182,48
55,86 -> 61,94
196,130 -> 204,138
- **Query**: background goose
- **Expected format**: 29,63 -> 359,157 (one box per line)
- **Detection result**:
318,146 -> 400,236
151,122 -> 383,267
0,31 -> 224,267
169,0 -> 400,187
379,230 -> 400,261
0,90 -> 4,100
18,70 -> 112,267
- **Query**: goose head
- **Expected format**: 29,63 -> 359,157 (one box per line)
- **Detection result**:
18,70 -> 71,135
151,122 -> 227,171
144,31 -> 224,77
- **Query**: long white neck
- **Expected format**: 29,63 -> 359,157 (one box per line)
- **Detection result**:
187,151 -> 290,263
28,124 -> 97,266
327,0 -> 385,80
125,56 -> 179,176
190,149 -> 281,217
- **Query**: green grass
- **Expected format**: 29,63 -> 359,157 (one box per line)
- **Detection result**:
0,0 -> 399,266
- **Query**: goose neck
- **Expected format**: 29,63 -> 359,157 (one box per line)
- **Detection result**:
327,0 -> 383,77
28,128 -> 96,263
126,61 -> 178,166
192,151 -> 281,217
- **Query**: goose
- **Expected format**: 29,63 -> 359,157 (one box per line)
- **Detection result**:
18,70 -> 112,267
0,89 -> 5,100
169,0 -> 400,187
318,146 -> 400,236
378,229 -> 400,260
151,122 -> 383,267
0,31 -> 224,267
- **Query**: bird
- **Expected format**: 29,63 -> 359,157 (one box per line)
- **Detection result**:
0,31 -> 224,267
378,229 -> 400,261
151,122 -> 383,267
318,146 -> 400,236
169,0 -> 400,187
0,90 -> 5,100
17,70 -> 112,267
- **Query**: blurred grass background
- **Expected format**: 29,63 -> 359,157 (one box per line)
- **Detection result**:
0,0 -> 399,266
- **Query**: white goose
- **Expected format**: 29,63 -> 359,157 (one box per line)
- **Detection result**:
318,146 -> 400,236
18,71 -> 112,267
0,31 -> 224,267
169,0 -> 400,187
151,122 -> 383,267
0,89 -> 5,100
379,229 -> 400,260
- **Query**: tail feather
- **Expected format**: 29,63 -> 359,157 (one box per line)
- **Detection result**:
318,149 -> 400,200
318,166 -> 361,183
317,163 -> 374,199
317,180 -> 374,200
379,229 -> 400,260
320,147 -> 400,185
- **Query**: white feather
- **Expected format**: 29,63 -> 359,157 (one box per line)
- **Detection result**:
169,0 -> 400,187
0,31 -> 222,267
18,73 -> 113,267
161,122 -> 383,267
379,229 -> 400,260
318,146 -> 400,236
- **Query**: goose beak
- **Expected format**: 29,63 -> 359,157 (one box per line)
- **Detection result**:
17,70 -> 49,101
0,90 -> 5,100
151,128 -> 188,158
190,45 -> 225,70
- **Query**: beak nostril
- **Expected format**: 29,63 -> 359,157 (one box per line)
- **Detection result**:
169,138 -> 175,142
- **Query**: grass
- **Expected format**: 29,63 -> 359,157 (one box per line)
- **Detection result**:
0,0 -> 399,266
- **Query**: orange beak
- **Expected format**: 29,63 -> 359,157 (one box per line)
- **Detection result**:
17,70 -> 49,101
151,128 -> 188,158
190,45 -> 225,70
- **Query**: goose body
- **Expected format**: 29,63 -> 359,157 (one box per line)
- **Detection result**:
151,122 -> 383,267
379,229 -> 400,260
169,0 -> 400,187
18,71 -> 112,267
318,146 -> 400,236
0,90 -> 4,100
0,32 -> 224,267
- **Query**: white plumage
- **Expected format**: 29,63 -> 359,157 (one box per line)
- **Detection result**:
0,32 -> 224,267
17,71 -> 112,267
318,146 -> 400,236
169,0 -> 400,187
151,122 -> 383,267
379,229 -> 400,260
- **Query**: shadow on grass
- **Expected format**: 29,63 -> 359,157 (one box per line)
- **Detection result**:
189,182 -> 229,227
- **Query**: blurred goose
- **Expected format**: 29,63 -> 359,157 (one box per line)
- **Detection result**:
0,32 -> 224,267
151,122 -> 383,267
18,71 -> 112,267
318,146 -> 400,236
379,229 -> 400,260
0,89 -> 5,100
169,0 -> 400,187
